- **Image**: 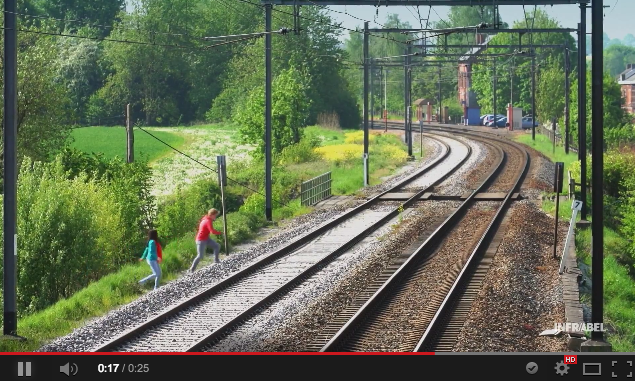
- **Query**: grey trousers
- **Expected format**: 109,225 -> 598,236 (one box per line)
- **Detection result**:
190,237 -> 220,271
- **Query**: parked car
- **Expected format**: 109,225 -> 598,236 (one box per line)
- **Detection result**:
486,116 -> 506,127
521,117 -> 538,129
480,114 -> 493,125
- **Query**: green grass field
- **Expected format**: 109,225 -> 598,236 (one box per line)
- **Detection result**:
70,126 -> 186,163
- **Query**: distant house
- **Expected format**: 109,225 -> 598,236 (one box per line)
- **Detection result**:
618,63 -> 635,113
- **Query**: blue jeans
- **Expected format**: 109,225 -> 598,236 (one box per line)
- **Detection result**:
139,259 -> 161,289
190,238 -> 220,271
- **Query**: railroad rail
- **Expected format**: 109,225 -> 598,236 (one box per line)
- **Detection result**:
318,126 -> 529,352
91,133 -> 472,352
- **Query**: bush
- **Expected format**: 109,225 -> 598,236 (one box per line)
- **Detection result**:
58,148 -> 156,265
0,157 -> 130,314
278,134 -> 321,165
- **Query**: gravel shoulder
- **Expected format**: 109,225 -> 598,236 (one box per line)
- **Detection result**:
453,200 -> 569,352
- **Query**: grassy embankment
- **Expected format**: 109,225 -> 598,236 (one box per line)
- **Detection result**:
0,124 -> 414,352
514,132 -> 635,352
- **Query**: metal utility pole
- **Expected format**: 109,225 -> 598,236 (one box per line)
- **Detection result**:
370,58 -> 374,129
404,44 -> 409,144
407,43 -> 412,157
532,52 -> 537,140
438,66 -> 442,123
264,4 -> 272,221
363,22 -> 369,187
579,8 -> 588,221
588,0 -> 607,348
3,0 -> 18,337
384,69 -> 388,132
564,42 -> 570,154
493,58 -> 497,127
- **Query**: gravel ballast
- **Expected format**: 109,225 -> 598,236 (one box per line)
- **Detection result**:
358,135 -> 443,198
205,201 -> 461,352
453,200 -> 569,352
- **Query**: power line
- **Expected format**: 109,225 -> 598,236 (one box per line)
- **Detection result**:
233,0 -> 407,45
11,28 -> 280,50
135,126 -> 292,209
6,10 -> 207,40
305,0 -> 386,28
10,27 -> 290,51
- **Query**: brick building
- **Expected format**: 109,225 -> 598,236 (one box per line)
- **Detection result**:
457,34 -> 492,117
618,63 -> 635,114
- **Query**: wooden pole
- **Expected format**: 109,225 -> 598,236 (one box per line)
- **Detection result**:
126,104 -> 134,163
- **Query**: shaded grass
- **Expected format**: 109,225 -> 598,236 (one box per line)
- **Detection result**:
70,127 -> 185,163
522,132 -> 635,351
575,228 -> 635,352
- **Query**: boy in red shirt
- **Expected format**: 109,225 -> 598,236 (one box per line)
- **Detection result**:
189,208 -> 222,273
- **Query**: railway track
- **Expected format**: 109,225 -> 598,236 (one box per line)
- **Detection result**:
91,133 -> 473,352
317,126 -> 529,352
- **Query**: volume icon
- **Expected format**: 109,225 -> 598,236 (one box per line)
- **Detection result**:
60,363 -> 78,376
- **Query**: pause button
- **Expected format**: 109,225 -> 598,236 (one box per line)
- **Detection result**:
18,362 -> 31,377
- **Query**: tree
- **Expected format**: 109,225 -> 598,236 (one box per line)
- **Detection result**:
604,44 -> 635,77
56,28 -> 108,124
34,0 -> 125,36
0,27 -> 72,169
536,61 -> 565,123
470,9 -> 576,116
211,6 -> 358,128
624,34 -> 635,47
235,67 -> 312,157
567,68 -> 627,150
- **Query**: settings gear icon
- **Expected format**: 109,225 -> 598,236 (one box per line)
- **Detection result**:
555,361 -> 569,376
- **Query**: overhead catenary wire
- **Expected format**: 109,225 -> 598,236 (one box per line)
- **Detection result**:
305,0 -> 386,28
9,27 -> 286,50
134,126 -> 292,209
232,0 -> 408,45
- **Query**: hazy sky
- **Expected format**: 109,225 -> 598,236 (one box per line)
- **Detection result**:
327,2 -> 631,41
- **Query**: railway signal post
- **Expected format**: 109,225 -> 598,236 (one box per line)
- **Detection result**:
553,162 -> 564,259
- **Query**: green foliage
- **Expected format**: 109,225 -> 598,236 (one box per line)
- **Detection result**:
0,157 -> 132,314
155,177 -> 242,244
536,60 -> 565,122
278,135 -> 322,165
0,27 -> 73,169
470,9 -> 576,116
55,31 -> 109,124
235,66 -> 312,157
58,147 -> 156,263
604,44 -> 635,77
34,0 -> 125,36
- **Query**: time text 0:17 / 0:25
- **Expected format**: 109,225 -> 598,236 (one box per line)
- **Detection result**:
98,364 -> 150,373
